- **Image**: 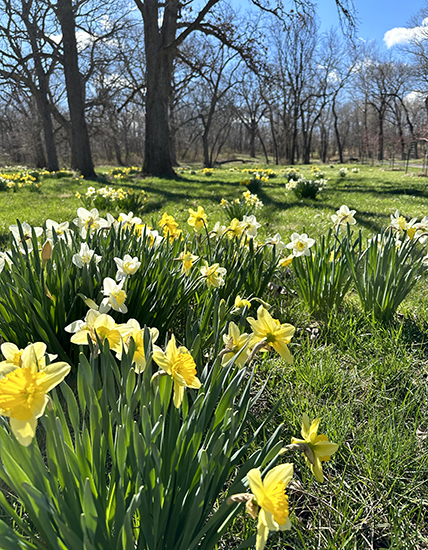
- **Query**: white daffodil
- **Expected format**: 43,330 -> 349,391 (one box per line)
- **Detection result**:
210,221 -> 227,238
114,254 -> 141,281
100,277 -> 128,314
118,211 -> 142,230
242,215 -> 261,238
200,261 -> 227,288
45,219 -> 72,246
142,228 -> 163,248
0,251 -> 12,273
331,205 -> 357,227
9,222 -> 43,253
73,207 -> 109,238
264,233 -> 286,253
286,232 -> 315,257
72,243 -> 102,268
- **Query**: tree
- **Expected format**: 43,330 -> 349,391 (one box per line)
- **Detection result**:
0,0 -> 60,170
56,0 -> 96,177
132,0 -> 355,177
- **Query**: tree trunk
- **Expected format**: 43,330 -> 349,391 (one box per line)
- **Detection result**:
56,0 -> 96,178
378,115 -> 384,161
142,1 -> 176,177
332,100 -> 343,163
21,1 -> 59,171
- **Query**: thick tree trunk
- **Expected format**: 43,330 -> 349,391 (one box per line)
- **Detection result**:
56,0 -> 96,178
142,2 -> 176,177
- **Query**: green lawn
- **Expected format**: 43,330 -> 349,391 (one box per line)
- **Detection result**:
1,162 -> 428,549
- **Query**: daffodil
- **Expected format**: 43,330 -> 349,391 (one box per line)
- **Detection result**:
69,312 -> 132,353
286,232 -> 315,257
73,207 -> 108,238
187,206 -> 207,231
159,213 -> 179,238
114,254 -> 141,281
227,218 -> 246,239
200,261 -> 227,288
152,334 -> 201,408
247,306 -> 295,363
0,342 -> 57,378
264,233 -> 286,252
117,211 -> 142,230
278,254 -> 293,268
101,277 -> 128,314
291,413 -> 339,482
247,464 -> 293,550
45,219 -> 72,246
221,322 -> 250,368
176,248 -> 199,275
331,205 -> 357,228
117,319 -> 159,373
9,222 -> 43,253
0,251 -> 12,273
234,295 -> 251,311
242,215 -> 261,238
0,344 -> 70,446
210,221 -> 227,238
72,243 -> 102,268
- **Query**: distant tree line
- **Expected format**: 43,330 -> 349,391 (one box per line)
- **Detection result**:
0,0 -> 427,176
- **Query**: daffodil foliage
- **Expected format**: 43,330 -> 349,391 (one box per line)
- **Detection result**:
0,333 -> 284,550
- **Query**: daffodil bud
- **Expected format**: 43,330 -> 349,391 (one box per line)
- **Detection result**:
41,240 -> 52,268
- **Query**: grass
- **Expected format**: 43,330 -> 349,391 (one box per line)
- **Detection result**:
1,162 -> 428,549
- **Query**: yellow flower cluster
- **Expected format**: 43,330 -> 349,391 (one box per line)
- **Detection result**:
241,167 -> 277,179
1,171 -> 41,191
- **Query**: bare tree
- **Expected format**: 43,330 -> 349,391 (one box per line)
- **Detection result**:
131,0 -> 355,177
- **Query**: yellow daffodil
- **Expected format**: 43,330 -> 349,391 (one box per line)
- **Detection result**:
69,312 -> 132,353
176,248 -> 199,275
159,213 -> 179,237
221,322 -> 250,368
247,464 -> 293,550
0,344 -> 70,446
200,261 -> 227,288
247,306 -> 295,364
234,295 -> 251,310
187,206 -> 207,231
0,342 -> 57,378
278,254 -> 293,268
227,218 -> 246,239
291,413 -> 339,482
117,319 -> 159,373
152,334 -> 201,408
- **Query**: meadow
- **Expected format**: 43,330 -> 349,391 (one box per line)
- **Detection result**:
0,162 -> 427,550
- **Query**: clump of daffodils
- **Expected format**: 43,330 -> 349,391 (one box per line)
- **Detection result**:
220,191 -> 263,222
78,185 -> 148,213
389,210 -> 428,242
338,167 -> 348,178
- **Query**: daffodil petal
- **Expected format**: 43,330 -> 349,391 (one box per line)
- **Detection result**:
10,416 -> 38,447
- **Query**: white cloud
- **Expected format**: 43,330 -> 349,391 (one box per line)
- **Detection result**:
384,18 -> 428,48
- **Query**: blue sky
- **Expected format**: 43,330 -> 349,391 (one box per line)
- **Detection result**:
225,0 -> 426,49
316,0 -> 425,47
